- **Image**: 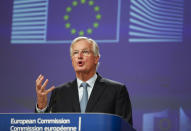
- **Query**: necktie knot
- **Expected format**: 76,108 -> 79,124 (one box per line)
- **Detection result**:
81,82 -> 88,89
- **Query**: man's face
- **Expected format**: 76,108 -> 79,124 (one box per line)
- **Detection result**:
71,40 -> 99,74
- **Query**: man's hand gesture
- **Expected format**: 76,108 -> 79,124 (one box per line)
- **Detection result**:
36,74 -> 55,109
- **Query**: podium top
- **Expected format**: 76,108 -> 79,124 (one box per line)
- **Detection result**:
0,113 -> 135,131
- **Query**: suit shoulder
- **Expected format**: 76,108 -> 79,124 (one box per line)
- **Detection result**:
54,80 -> 75,91
101,78 -> 125,87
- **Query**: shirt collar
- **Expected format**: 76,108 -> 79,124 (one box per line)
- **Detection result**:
77,73 -> 97,88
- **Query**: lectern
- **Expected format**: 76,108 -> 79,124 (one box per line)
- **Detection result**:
0,113 -> 136,131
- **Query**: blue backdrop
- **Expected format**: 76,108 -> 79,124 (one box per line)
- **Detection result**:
0,0 -> 191,130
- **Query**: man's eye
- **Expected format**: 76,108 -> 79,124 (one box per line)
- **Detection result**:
73,51 -> 78,55
82,50 -> 89,54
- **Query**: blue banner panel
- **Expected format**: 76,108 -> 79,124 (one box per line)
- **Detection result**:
11,0 -> 121,44
0,113 -> 135,131
129,0 -> 184,43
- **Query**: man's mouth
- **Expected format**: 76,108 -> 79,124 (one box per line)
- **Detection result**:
78,61 -> 84,66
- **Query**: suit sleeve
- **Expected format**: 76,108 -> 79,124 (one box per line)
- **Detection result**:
115,85 -> 133,126
34,89 -> 56,113
45,88 -> 57,113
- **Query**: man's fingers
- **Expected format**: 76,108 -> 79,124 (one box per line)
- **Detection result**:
37,74 -> 43,82
46,86 -> 55,94
37,74 -> 42,80
36,74 -> 54,95
36,75 -> 44,89
39,75 -> 44,85
41,79 -> 49,91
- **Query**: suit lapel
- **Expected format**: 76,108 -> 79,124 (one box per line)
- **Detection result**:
86,74 -> 106,112
71,79 -> 81,112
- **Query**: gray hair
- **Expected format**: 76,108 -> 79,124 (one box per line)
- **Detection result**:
70,36 -> 101,58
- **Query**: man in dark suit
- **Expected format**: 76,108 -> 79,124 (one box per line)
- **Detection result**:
35,37 -> 133,126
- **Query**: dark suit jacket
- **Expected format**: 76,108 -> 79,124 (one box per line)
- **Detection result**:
38,74 -> 133,126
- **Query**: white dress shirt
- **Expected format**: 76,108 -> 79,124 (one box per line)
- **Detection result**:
77,73 -> 97,101
36,73 -> 97,112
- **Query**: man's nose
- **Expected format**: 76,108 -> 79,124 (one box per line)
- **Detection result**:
78,51 -> 83,58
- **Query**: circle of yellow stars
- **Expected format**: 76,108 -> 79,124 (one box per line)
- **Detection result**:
63,0 -> 102,36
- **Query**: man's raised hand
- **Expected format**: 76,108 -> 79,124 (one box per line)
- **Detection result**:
36,74 -> 55,109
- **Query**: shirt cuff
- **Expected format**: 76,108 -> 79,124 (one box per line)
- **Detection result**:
36,104 -> 47,113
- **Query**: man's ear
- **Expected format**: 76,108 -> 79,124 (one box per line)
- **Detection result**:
94,56 -> 100,64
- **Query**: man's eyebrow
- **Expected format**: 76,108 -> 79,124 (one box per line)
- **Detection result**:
73,48 -> 89,51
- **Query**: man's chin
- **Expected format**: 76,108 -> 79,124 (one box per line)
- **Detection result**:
75,68 -> 87,73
